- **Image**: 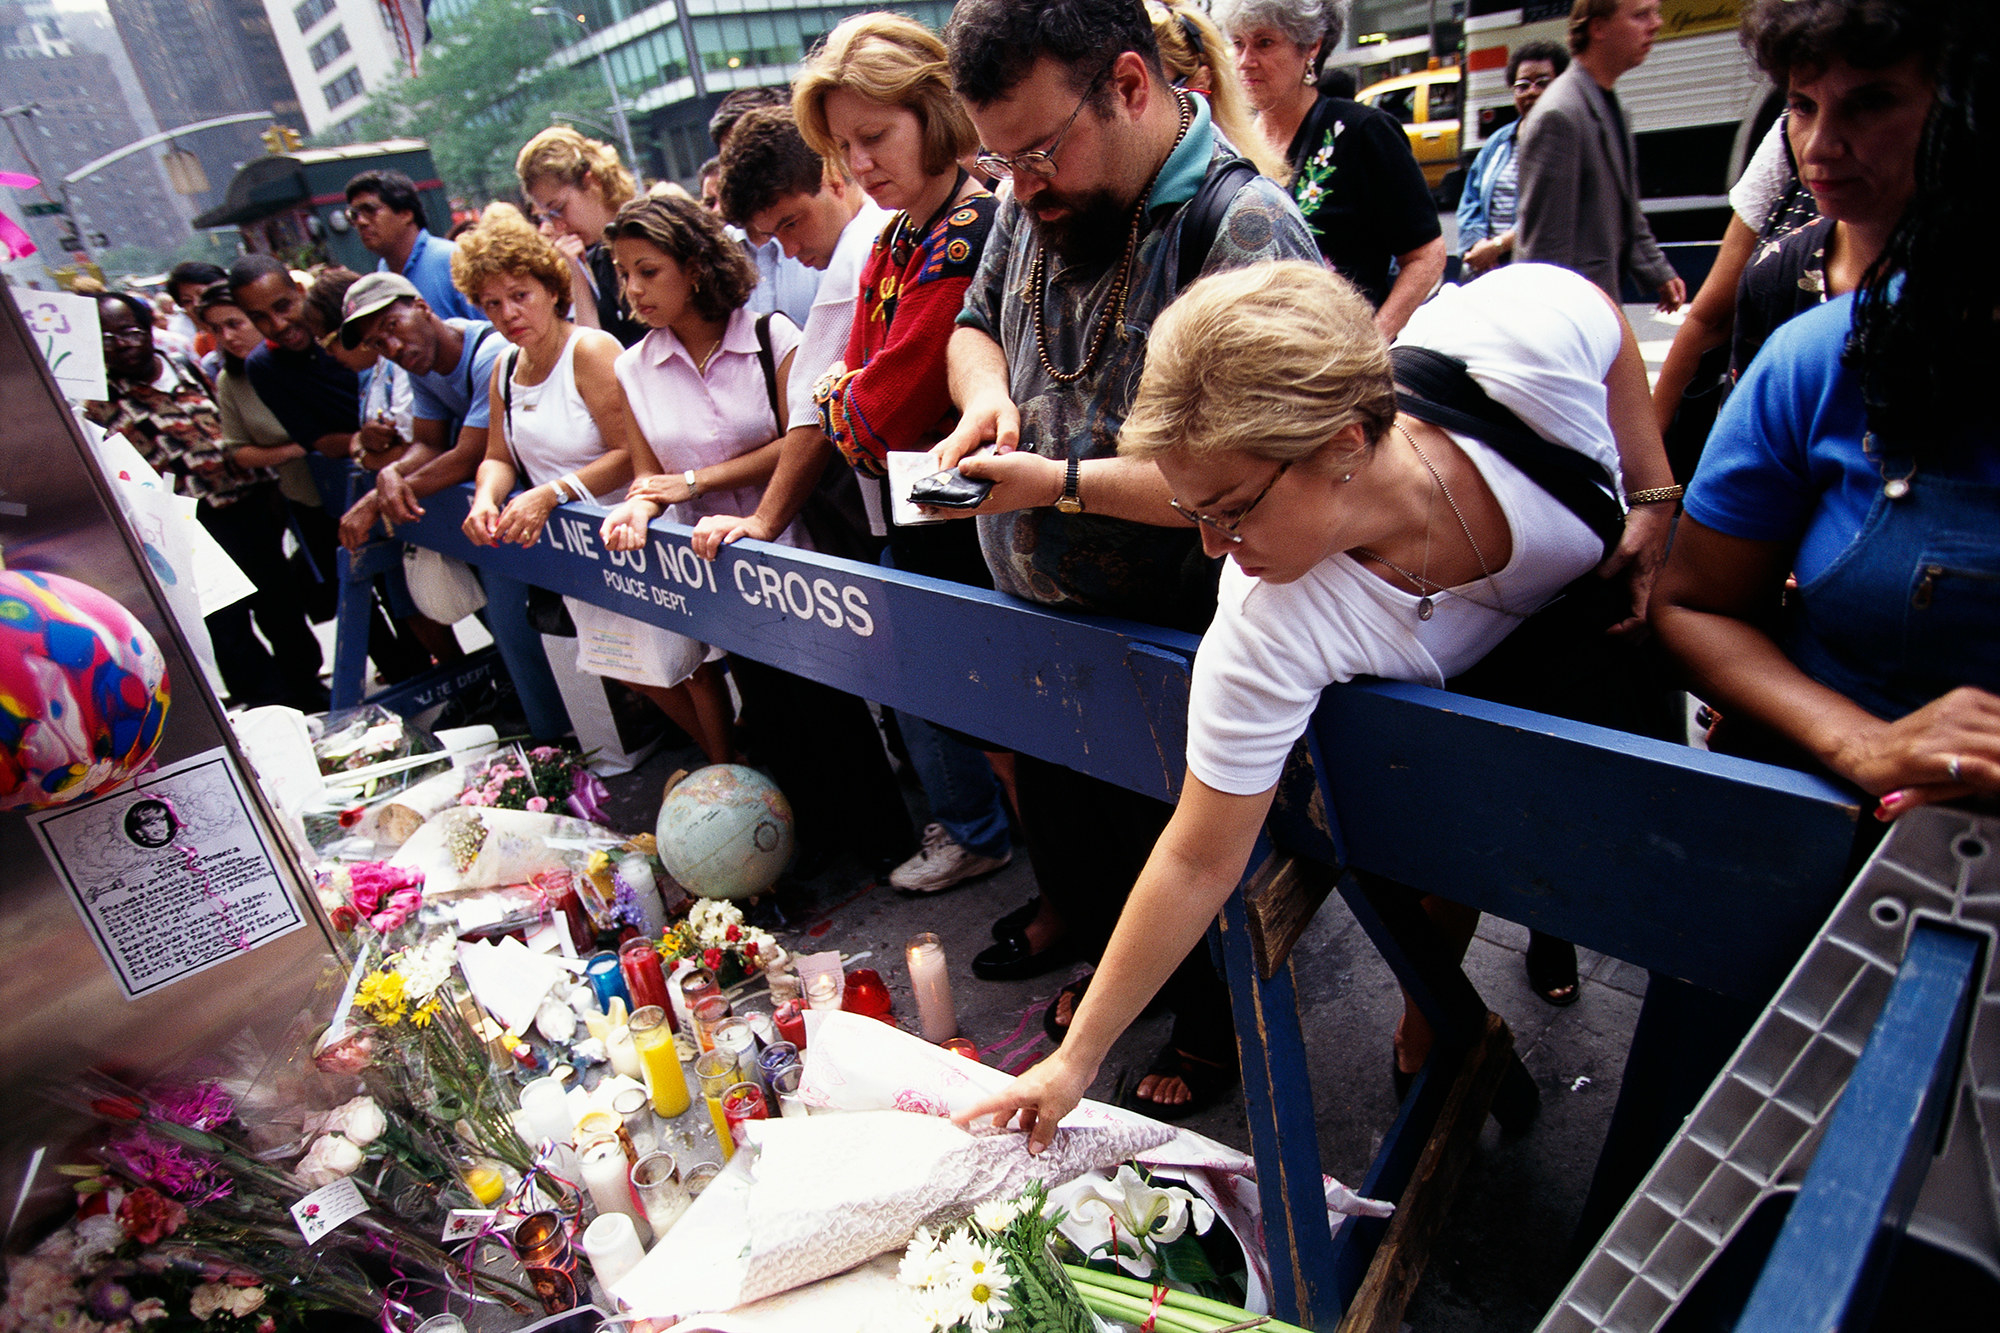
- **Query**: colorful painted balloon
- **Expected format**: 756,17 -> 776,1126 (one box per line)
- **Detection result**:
0,570 -> 170,812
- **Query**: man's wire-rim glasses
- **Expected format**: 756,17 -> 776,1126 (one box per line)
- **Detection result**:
974,62 -> 1115,182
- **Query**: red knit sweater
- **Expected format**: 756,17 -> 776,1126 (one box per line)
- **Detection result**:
817,191 -> 998,477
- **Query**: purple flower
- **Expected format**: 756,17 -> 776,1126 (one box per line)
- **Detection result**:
567,770 -> 609,824
151,1083 -> 234,1132
85,1278 -> 133,1321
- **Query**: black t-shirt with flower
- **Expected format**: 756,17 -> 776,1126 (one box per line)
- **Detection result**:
1285,95 -> 1441,307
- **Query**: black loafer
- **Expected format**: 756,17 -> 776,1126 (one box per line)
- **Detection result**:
991,899 -> 1039,942
971,927 -> 1074,982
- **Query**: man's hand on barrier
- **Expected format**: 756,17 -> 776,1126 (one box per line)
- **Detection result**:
339,491 -> 384,553
600,497 -> 660,553
690,512 -> 776,560
375,464 -> 425,525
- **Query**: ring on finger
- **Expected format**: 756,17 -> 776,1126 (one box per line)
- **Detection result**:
1949,755 -> 1965,783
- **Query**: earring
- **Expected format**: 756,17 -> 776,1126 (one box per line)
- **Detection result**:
1341,473 -> 1354,483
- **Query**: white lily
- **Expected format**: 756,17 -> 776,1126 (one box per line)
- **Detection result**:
1048,1165 -> 1215,1278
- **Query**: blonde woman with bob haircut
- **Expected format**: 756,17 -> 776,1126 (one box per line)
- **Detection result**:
453,203 -> 736,764
514,126 -> 646,346
961,258 -> 1681,1142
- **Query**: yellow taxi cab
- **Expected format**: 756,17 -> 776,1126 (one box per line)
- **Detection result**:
1355,66 -> 1461,192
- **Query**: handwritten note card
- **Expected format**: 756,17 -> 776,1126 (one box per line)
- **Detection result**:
9,287 -> 106,402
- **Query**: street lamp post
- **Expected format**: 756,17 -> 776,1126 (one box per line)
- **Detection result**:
532,7 -> 640,169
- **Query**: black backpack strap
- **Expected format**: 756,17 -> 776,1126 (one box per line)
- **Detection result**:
1390,344 -> 1626,557
753,313 -> 783,435
1177,155 -> 1258,291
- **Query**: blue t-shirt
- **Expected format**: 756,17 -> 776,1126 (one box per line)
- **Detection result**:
408,320 -> 502,432
243,341 -> 360,448
384,228 -> 481,323
1687,293 -> 2000,585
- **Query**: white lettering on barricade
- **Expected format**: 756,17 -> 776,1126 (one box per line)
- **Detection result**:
725,555 -> 875,638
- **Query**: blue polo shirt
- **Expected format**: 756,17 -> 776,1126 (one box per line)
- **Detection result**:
383,228 -> 481,322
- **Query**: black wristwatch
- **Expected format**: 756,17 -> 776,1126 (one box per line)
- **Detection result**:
1055,456 -> 1084,514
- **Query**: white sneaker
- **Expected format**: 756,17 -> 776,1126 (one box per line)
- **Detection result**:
890,822 -> 1012,893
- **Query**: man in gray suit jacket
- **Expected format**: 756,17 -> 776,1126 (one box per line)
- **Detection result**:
1516,0 -> 1687,310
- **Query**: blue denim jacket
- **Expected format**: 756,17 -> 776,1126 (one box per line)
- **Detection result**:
1454,121 -> 1518,253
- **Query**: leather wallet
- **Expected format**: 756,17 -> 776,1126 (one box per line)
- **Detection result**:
908,468 -> 994,509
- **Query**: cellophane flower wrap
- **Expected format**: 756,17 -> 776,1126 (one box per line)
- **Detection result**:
336,934 -> 533,1175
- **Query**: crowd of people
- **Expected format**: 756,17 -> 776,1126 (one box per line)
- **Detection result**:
80,0 -> 1996,1257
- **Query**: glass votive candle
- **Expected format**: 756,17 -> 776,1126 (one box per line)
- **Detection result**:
460,1157 -> 507,1207
694,1048 -> 738,1162
573,1108 -> 628,1162
683,1161 -> 721,1198
691,994 -> 732,1051
678,966 -> 721,1012
757,1041 -> 799,1085
769,1064 -> 808,1119
619,937 -> 672,1018
804,971 -> 841,1011
585,950 -> 631,1013
711,1017 -> 759,1087
611,1085 -> 657,1156
629,1005 -> 691,1118
629,1150 -> 689,1237
743,1010 -> 778,1048
720,1081 -> 768,1148
774,999 -> 808,1049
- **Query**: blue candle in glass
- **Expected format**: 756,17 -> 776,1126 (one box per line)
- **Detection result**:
586,950 -> 631,1012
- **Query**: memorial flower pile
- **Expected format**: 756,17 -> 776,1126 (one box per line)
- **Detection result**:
339,936 -> 533,1174
457,745 -> 609,822
661,899 -> 778,987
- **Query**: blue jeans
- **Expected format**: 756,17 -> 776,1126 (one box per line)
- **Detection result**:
478,567 -> 572,742
900,712 -> 1012,859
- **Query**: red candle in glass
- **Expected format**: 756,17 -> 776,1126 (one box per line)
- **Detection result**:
841,968 -> 893,1018
620,938 -> 672,1018
773,999 -> 808,1050
721,1082 -> 768,1147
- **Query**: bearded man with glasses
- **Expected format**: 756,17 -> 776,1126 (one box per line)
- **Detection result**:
925,0 -> 1315,1118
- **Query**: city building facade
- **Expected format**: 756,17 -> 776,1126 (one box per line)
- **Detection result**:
261,0 -> 426,138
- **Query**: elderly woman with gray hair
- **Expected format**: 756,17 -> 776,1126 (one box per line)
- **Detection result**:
1216,0 -> 1445,337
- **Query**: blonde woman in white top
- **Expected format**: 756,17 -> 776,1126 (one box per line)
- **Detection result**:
454,203 -> 736,764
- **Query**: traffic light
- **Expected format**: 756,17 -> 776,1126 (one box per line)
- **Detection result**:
260,125 -> 304,154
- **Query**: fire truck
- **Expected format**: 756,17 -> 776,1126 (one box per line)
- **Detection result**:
1459,0 -> 1779,246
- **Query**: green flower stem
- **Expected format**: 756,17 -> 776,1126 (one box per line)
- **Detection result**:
1065,1282 -> 1214,1333
1062,1265 -> 1311,1333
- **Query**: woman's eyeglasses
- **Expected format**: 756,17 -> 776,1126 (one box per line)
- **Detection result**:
1511,75 -> 1555,93
1168,460 -> 1291,543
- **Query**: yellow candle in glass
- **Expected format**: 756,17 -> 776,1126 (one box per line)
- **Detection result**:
694,1050 -> 737,1162
462,1160 -> 506,1206
629,1005 -> 690,1117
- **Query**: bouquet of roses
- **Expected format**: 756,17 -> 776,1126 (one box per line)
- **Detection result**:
660,898 -> 778,988
457,745 -> 609,822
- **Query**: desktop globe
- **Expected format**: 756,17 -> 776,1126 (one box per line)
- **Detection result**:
655,764 -> 794,900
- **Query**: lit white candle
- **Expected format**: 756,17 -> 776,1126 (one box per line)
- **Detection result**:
906,933 -> 957,1043
578,1139 -> 651,1245
581,1211 -> 646,1296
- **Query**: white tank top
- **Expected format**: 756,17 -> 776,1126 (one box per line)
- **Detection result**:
504,327 -> 627,502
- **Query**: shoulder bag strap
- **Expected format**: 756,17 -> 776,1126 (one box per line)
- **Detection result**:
753,313 -> 783,435
498,346 -> 522,472
1390,344 -> 1625,557
1177,155 -> 1259,291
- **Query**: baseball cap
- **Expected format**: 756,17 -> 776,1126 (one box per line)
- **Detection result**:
339,271 -> 422,348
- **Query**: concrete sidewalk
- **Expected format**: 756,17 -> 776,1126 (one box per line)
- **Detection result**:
601,733 -> 1643,1333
